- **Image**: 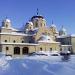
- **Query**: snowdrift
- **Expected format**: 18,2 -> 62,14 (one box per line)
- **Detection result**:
0,54 -> 75,75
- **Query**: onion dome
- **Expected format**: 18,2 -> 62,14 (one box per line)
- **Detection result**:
50,24 -> 56,28
42,18 -> 46,21
59,26 -> 67,35
26,21 -> 33,25
2,18 -> 11,28
31,8 -> 44,21
3,18 -> 11,23
31,15 -> 44,20
50,20 -> 56,28
61,27 -> 66,32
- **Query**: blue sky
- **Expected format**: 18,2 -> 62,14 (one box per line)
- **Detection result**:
0,0 -> 75,34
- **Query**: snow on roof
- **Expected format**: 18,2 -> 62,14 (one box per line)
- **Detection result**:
70,34 -> 75,37
27,21 -> 33,25
38,40 -> 60,43
42,18 -> 46,21
33,27 -> 39,31
10,27 -> 19,31
38,35 -> 60,43
1,26 -> 19,31
50,24 -> 56,28
4,19 -> 11,23
0,42 -> 39,46
1,26 -> 11,29
56,34 -> 72,38
0,32 -> 36,36
56,35 -> 67,38
61,45 -> 72,47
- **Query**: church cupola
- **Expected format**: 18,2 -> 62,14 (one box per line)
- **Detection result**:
25,21 -> 33,30
50,20 -> 58,35
59,26 -> 67,36
31,9 -> 46,28
50,20 -> 56,28
2,18 -> 11,28
31,8 -> 44,20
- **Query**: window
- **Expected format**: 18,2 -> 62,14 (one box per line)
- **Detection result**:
36,22 -> 38,27
0,43 -> 2,52
48,39 -> 50,40
14,47 -> 20,54
60,48 -> 62,51
30,27 -> 31,29
13,40 -> 16,43
22,41 -> 24,43
68,42 -> 70,45
68,48 -> 71,51
40,48 -> 42,51
29,41 -> 32,43
50,48 -> 52,51
22,47 -> 29,54
5,40 -> 7,42
6,47 -> 9,50
6,24 -> 8,27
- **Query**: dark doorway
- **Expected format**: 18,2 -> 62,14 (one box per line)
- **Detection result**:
14,47 -> 20,54
22,47 -> 29,54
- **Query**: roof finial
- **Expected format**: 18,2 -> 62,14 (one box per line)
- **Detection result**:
37,8 -> 39,15
52,20 -> 54,24
62,25 -> 64,28
5,16 -> 8,19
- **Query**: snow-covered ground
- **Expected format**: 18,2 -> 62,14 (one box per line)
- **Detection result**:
0,54 -> 75,75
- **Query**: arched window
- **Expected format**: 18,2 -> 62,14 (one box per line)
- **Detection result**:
6,24 -> 8,27
6,47 -> 9,50
22,41 -> 24,43
68,47 -> 71,51
40,47 -> 42,51
35,22 -> 38,27
50,48 -> 52,51
60,48 -> 62,51
30,27 -> 31,29
22,47 -> 29,54
13,40 -> 16,43
14,47 -> 20,54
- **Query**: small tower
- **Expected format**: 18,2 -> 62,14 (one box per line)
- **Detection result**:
2,18 -> 11,28
59,26 -> 67,36
50,20 -> 58,36
26,21 -> 33,30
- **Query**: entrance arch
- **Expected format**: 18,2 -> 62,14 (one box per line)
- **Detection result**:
22,47 -> 29,54
14,47 -> 20,54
